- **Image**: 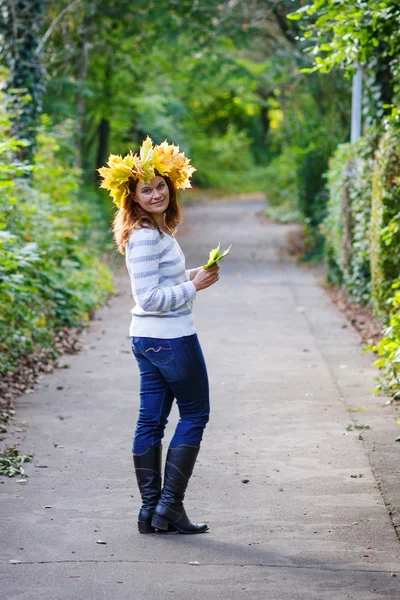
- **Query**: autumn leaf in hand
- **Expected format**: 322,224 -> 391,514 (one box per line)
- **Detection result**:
203,243 -> 232,269
209,244 -> 220,263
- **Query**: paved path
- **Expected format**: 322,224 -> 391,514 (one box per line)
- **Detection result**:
1,199 -> 400,599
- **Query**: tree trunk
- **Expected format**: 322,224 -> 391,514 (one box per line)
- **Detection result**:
256,87 -> 272,160
94,59 -> 113,178
272,4 -> 300,45
260,102 -> 270,141
76,10 -> 92,169
95,117 -> 110,178
2,0 -> 45,159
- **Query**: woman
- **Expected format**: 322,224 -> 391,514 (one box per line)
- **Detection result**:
98,138 -> 219,534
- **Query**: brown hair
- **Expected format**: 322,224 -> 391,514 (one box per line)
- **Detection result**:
112,174 -> 182,254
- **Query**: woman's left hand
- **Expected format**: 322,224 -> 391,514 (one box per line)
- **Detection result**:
190,267 -> 204,280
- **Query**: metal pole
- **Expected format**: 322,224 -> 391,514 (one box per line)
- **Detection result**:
351,64 -> 362,142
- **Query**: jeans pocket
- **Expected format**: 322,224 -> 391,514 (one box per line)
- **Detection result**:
142,341 -> 175,366
131,337 -> 139,357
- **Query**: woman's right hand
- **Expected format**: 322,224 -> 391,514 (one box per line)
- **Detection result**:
193,264 -> 219,292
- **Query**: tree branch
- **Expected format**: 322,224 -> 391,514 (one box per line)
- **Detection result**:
35,0 -> 83,56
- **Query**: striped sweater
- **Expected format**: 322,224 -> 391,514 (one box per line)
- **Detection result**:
125,227 -> 197,338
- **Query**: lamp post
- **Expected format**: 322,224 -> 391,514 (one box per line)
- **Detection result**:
351,63 -> 362,142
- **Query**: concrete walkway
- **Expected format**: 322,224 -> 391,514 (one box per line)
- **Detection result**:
1,199 -> 399,599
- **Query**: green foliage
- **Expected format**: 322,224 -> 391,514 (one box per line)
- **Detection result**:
288,0 -> 400,398
1,0 -> 46,152
265,204 -> 302,224
190,125 -> 254,190
370,126 -> 400,312
288,1 -> 399,71
288,1 -> 400,119
297,149 -> 328,227
263,149 -> 299,207
324,123 -> 400,398
323,136 -> 376,302
38,0 -> 350,205
265,67 -> 350,239
369,285 -> 400,400
0,88 -> 113,378
262,149 -> 302,223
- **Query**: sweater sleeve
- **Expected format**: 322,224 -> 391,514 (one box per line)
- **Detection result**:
126,229 -> 196,313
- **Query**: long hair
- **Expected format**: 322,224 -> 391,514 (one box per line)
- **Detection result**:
112,174 -> 182,254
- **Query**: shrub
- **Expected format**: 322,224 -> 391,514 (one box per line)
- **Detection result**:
370,281 -> 400,400
323,142 -> 356,285
323,136 -> 376,303
297,147 -> 330,228
263,149 -> 300,208
265,205 -> 301,224
190,125 -> 254,190
0,88 -> 113,378
370,126 -> 400,313
323,123 -> 400,399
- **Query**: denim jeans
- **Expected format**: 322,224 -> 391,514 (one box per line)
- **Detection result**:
131,334 -> 210,454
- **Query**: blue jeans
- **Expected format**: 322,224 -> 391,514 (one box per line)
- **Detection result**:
131,334 -> 210,454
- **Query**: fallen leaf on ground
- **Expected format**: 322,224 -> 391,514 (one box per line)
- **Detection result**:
96,540 -> 107,544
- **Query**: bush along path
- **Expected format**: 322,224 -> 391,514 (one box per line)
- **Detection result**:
0,83 -> 114,425
323,123 -> 400,403
1,197 -> 399,600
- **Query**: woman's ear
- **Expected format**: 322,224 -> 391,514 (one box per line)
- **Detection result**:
128,191 -> 138,203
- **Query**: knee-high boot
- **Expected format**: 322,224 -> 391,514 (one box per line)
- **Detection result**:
151,445 -> 208,534
133,446 -> 162,534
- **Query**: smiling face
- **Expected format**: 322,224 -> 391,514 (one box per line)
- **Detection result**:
134,176 -> 170,217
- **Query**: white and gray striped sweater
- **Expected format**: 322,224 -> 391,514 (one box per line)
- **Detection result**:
125,227 -> 197,338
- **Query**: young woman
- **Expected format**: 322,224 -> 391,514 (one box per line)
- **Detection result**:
98,138 -> 219,534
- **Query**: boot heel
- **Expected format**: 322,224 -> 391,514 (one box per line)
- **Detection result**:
151,515 -> 169,531
138,520 -> 154,534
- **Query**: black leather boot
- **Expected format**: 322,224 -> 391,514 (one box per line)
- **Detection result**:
151,445 -> 208,534
133,446 -> 162,533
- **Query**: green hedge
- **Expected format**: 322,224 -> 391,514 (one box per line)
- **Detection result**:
370,128 -> 400,313
371,286 -> 400,400
323,136 -> 377,303
324,124 -> 400,398
0,90 -> 113,378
